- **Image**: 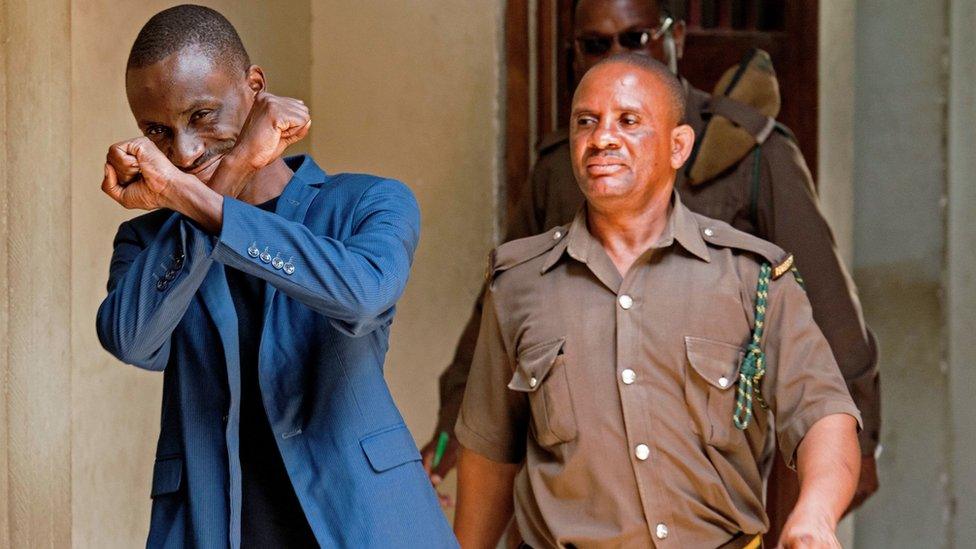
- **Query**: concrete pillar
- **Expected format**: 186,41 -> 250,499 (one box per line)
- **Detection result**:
1,0 -> 74,546
817,4 -> 857,545
853,1 -> 950,547
0,0 -> 9,545
818,0 -> 856,266
948,0 -> 976,544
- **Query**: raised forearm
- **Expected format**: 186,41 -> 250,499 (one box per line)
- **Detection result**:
794,413 -> 860,525
164,177 -> 225,234
455,447 -> 520,549
207,151 -> 259,199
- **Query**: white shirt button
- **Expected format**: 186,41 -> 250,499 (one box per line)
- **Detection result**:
618,294 -> 633,309
655,523 -> 669,539
528,376 -> 538,388
718,376 -> 729,388
621,369 -> 636,385
703,227 -> 715,237
635,444 -> 650,461
553,230 -> 562,240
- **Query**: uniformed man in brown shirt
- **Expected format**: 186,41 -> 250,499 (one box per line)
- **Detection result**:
424,0 -> 880,533
453,54 -> 861,549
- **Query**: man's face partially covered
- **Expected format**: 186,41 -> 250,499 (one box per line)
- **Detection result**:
574,0 -> 683,80
570,62 -> 690,208
125,47 -> 260,183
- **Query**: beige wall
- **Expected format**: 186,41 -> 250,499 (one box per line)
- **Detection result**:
309,0 -> 502,443
817,0 -> 856,267
2,0 -> 73,546
948,1 -> 976,543
309,0 -> 502,519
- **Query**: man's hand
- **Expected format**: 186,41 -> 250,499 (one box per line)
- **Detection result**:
776,504 -> 842,549
102,137 -> 192,211
421,432 -> 461,507
207,92 -> 310,199
102,136 -> 224,232
227,92 -> 310,171
780,414 -> 860,549
846,455 -> 879,513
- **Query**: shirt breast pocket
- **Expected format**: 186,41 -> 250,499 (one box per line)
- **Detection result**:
684,335 -> 749,449
508,337 -> 578,447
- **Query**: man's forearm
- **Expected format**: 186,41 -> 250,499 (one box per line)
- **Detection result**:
162,178 -> 225,234
207,151 -> 259,198
162,154 -> 262,234
455,447 -> 520,548
793,413 -> 861,524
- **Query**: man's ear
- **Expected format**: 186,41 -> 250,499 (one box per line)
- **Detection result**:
245,65 -> 266,93
670,123 -> 695,170
671,20 -> 686,60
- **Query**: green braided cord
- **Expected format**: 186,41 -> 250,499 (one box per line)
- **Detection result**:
790,266 -> 805,290
734,263 -> 771,430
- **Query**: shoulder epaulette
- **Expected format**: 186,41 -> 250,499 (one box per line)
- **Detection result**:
486,226 -> 568,283
694,214 -> 794,280
772,121 -> 797,143
536,130 -> 569,155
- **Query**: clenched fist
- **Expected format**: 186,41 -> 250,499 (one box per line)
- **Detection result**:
228,92 -> 311,172
102,137 -> 192,211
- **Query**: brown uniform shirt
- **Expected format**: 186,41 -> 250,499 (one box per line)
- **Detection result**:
438,85 -> 880,454
455,194 -> 862,548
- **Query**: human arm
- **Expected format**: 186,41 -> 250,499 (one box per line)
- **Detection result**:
95,93 -> 313,364
102,98 -> 417,336
454,447 -> 520,549
452,290 -> 529,539
94,209 -> 212,370
100,92 -> 310,232
777,414 -> 860,549
211,179 -> 420,336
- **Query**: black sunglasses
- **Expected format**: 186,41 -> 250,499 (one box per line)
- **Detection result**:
575,18 -> 673,56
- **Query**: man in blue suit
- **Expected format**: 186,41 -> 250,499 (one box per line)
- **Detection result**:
96,5 -> 456,547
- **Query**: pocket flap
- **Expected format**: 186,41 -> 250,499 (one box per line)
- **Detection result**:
150,455 -> 183,498
360,424 -> 422,473
508,337 -> 566,393
685,336 -> 744,391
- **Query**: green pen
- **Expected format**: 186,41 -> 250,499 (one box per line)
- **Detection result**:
432,431 -> 450,469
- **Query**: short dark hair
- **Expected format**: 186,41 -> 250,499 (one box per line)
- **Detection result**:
590,52 -> 685,121
127,4 -> 250,73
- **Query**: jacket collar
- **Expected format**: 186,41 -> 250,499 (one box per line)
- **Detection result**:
273,155 -> 327,222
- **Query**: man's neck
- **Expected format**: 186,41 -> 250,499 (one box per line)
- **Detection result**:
587,182 -> 673,277
236,157 -> 293,205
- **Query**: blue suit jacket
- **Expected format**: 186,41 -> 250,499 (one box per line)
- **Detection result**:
96,156 -> 456,548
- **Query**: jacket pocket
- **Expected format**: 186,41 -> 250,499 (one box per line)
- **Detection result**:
150,455 -> 184,498
508,337 -> 577,447
684,336 -> 746,449
360,424 -> 422,473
